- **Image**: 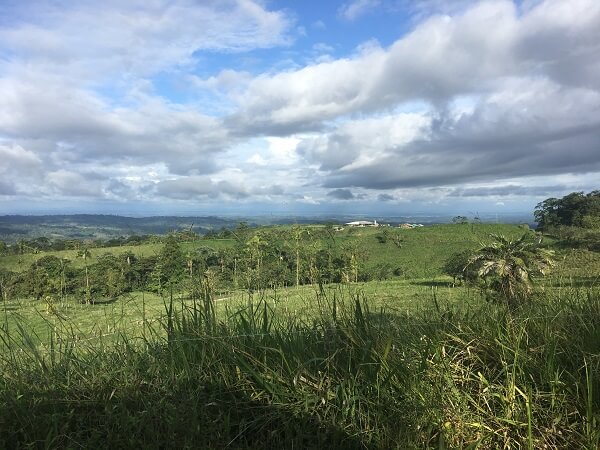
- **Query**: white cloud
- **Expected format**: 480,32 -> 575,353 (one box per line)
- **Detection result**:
45,170 -> 105,198
0,0 -> 293,81
298,113 -> 430,171
338,0 -> 381,21
0,76 -> 229,174
230,0 -> 600,133
1,0 -> 599,210
0,143 -> 43,174
0,142 -> 44,195
320,78 -> 600,190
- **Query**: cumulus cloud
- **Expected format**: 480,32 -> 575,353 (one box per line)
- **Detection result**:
448,184 -> 569,197
229,0 -> 600,135
0,142 -> 44,195
378,193 -> 395,201
0,180 -> 16,195
45,170 -> 106,197
0,77 -> 229,176
0,143 -> 43,175
0,1 -> 293,204
0,0 -> 292,80
320,78 -> 600,190
298,113 -> 430,171
1,0 -> 599,210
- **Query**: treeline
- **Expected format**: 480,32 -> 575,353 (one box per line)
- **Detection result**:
0,225 -> 398,303
0,228 -> 219,256
535,190 -> 600,229
0,235 -> 157,256
535,190 -> 600,250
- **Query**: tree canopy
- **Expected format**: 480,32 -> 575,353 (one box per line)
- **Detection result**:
534,191 -> 600,230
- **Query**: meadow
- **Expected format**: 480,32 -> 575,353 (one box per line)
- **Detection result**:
0,222 -> 598,448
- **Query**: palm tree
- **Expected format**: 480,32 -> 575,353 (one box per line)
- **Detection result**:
245,234 -> 268,290
468,233 -> 554,307
291,226 -> 310,288
77,248 -> 92,304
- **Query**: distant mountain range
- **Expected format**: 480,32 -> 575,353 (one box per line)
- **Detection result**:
0,213 -> 534,242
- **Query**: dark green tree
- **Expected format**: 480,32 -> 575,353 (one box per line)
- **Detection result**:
28,256 -> 65,300
152,234 -> 185,293
442,250 -> 477,285
452,216 -> 469,224
535,191 -> 600,229
89,253 -> 128,299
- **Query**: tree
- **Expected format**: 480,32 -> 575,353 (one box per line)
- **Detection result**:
535,191 -> 600,230
232,222 -> 251,242
442,250 -> 477,285
468,234 -> 554,307
452,216 -> 469,224
152,234 -> 185,293
0,268 -> 19,303
291,226 -> 310,288
90,253 -> 127,299
77,248 -> 92,303
243,233 -> 269,291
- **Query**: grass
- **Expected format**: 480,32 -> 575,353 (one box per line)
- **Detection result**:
0,223 -> 598,448
0,238 -> 237,272
0,224 -> 526,277
0,279 -> 480,350
340,223 -> 527,278
0,283 -> 598,448
0,291 -> 166,348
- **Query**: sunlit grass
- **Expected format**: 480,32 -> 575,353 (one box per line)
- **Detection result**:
0,223 -> 598,448
1,283 -> 598,448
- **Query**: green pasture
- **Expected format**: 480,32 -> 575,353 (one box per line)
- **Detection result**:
0,224 -> 526,275
0,222 -> 599,448
0,279 -> 480,350
0,238 -> 237,271
338,223 -> 527,277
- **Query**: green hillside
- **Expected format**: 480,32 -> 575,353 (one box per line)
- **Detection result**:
0,219 -> 598,449
0,223 -> 525,277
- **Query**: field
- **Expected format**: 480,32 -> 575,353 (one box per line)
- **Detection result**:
0,223 -> 599,448
1,223 -> 522,274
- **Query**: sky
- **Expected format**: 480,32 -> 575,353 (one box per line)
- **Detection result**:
0,0 -> 599,218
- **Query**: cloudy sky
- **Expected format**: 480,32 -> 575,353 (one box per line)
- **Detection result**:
1,0 -> 599,217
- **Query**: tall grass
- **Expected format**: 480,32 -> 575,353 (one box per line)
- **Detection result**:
0,283 -> 598,448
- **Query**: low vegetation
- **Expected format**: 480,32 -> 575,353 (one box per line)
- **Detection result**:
0,192 -> 598,448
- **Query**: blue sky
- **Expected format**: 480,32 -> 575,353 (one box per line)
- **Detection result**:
0,0 -> 599,217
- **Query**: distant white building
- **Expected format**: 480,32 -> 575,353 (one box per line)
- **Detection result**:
345,220 -> 379,227
399,223 -> 424,229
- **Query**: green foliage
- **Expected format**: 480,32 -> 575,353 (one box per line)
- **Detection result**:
452,215 -> 469,224
364,262 -> 394,281
1,212 -> 600,448
535,190 -> 600,230
151,234 -> 186,293
0,223 -> 530,295
442,249 -> 477,285
469,233 -> 555,307
88,253 -> 128,298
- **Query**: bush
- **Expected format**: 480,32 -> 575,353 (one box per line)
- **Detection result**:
442,250 -> 476,285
